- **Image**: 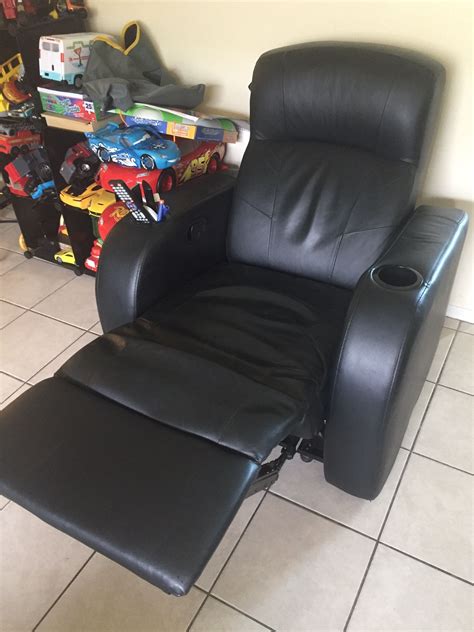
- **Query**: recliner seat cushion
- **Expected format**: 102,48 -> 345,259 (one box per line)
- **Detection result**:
59,263 -> 351,462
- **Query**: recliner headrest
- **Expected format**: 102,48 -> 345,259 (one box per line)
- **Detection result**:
250,42 -> 445,165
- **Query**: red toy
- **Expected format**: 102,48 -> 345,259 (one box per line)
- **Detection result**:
0,124 -> 41,158
84,201 -> 128,272
99,138 -> 226,196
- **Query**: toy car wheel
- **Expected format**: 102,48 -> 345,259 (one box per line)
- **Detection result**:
140,154 -> 155,170
38,163 -> 52,180
10,147 -> 20,158
74,267 -> 83,276
20,145 -> 29,154
97,147 -> 111,163
157,169 -> 176,194
74,75 -> 83,90
207,154 -> 220,174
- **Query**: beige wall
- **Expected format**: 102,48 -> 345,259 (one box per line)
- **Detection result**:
90,0 -> 473,321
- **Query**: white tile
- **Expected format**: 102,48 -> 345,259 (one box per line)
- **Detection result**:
90,320 -> 103,334
426,327 -> 455,382
0,205 -> 16,221
0,311 -> 83,381
30,332 -> 97,384
0,248 -> 24,275
1,383 -> 31,410
197,492 -> 264,590
37,554 -> 205,632
190,597 -> 268,631
415,385 -> 473,473
272,450 -> 408,538
459,321 -> 474,335
0,224 -> 23,253
401,381 -> 435,449
0,503 -> 92,632
0,495 -> 10,509
0,372 -> 23,403
381,454 -> 472,581
349,545 -> 473,631
34,275 -> 99,330
444,316 -> 459,330
0,300 -> 25,328
214,494 -> 374,631
439,332 -> 474,395
1,258 -> 72,308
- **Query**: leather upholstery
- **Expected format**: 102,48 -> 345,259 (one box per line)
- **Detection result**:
228,43 -> 445,288
249,43 -> 444,164
325,206 -> 468,498
97,173 -> 235,332
0,378 -> 258,596
228,139 -> 416,288
0,43 -> 467,596
61,263 -> 351,461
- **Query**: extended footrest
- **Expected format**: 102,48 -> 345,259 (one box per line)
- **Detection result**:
0,378 -> 260,596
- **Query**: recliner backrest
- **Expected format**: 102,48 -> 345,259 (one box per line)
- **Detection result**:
227,43 -> 445,288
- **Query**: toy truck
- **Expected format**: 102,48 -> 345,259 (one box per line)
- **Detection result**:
39,33 -> 102,88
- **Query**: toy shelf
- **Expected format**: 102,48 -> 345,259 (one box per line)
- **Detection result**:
3,13 -> 90,271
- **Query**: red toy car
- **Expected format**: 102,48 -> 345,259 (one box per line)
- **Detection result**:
0,123 -> 41,158
99,138 -> 226,196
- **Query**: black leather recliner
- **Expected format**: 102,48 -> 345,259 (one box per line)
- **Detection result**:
0,43 -> 468,597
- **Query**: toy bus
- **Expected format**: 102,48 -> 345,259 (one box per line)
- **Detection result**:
39,33 -> 101,88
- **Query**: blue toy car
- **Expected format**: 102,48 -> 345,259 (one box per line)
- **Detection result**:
85,123 -> 181,171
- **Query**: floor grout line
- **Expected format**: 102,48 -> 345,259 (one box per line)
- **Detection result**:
204,593 -> 275,631
343,341 -> 453,631
32,551 -> 96,631
187,489 -> 271,632
267,490 -> 378,542
379,543 -> 474,586
410,450 -> 473,476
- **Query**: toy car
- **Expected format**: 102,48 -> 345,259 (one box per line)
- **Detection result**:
60,180 -> 102,208
87,186 -> 116,217
60,141 -> 99,184
54,247 -> 76,265
85,123 -> 180,170
0,121 -> 41,158
39,33 -> 106,88
4,147 -> 54,200
99,138 -> 225,195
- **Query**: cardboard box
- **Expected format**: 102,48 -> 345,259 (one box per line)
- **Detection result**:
38,86 -> 105,121
116,104 -> 239,143
42,112 -> 120,133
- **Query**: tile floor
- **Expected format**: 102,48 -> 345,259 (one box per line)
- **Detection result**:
0,210 -> 473,631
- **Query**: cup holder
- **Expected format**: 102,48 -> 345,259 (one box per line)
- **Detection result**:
372,265 -> 424,291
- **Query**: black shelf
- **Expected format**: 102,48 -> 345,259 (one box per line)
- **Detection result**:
4,14 -> 93,274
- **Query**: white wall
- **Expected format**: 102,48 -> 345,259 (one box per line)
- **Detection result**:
90,0 -> 473,321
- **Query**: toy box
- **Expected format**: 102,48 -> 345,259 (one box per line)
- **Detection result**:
115,104 -> 239,144
38,86 -> 105,121
39,33 -> 104,88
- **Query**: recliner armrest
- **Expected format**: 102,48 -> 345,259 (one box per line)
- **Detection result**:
324,205 -> 468,499
96,172 -> 236,332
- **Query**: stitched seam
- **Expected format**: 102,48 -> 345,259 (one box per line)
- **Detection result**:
234,193 -> 272,219
374,77 -> 395,155
267,150 -> 285,266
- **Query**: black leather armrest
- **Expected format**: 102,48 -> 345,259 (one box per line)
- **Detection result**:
324,205 -> 468,499
96,173 -> 236,332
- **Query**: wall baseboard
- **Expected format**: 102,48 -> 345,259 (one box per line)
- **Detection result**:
446,303 -> 474,324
